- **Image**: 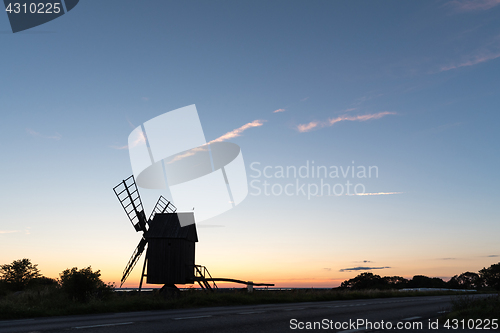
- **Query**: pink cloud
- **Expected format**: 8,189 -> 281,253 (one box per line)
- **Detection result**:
329,111 -> 396,125
110,145 -> 129,150
167,119 -> 266,164
297,121 -> 320,133
110,129 -> 146,150
166,146 -> 208,164
353,192 -> 403,196
297,111 -> 396,133
0,230 -> 19,234
273,108 -> 286,113
209,119 -> 266,143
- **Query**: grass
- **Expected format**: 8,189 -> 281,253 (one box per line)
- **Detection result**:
0,287 -> 483,320
442,294 -> 500,321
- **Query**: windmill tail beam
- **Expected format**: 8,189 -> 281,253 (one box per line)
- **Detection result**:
195,277 -> 274,287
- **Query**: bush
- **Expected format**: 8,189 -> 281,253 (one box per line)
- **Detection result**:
0,280 -> 8,297
27,277 -> 58,290
59,267 -> 114,302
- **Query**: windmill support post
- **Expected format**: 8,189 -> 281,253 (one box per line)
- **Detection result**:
139,255 -> 148,292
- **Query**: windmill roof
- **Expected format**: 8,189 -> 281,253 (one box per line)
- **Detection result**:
147,213 -> 198,242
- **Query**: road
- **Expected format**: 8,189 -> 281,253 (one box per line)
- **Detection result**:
0,294 -> 495,333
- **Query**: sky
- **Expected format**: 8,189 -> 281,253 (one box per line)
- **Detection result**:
1,0 -> 499,288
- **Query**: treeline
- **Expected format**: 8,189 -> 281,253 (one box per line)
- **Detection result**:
2,258 -> 500,296
0,258 -> 113,302
338,262 -> 500,291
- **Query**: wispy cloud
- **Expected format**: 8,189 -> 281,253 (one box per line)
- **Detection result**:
130,130 -> 147,148
110,145 -> 129,150
0,230 -> 19,234
126,117 -> 137,129
167,119 -> 265,164
440,51 -> 500,71
438,258 -> 457,260
339,266 -> 391,272
297,111 -> 396,133
300,97 -> 309,102
343,108 -> 357,112
486,254 -> 499,257
446,0 -> 500,12
352,192 -> 403,196
297,121 -> 320,133
354,260 -> 373,263
315,192 -> 402,198
273,108 -> 286,113
166,146 -> 208,164
208,119 -> 266,144
26,128 -> 61,140
112,119 -> 265,153
323,268 -> 332,271
110,128 -> 146,150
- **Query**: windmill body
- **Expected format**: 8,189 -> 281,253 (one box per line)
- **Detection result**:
146,213 -> 197,285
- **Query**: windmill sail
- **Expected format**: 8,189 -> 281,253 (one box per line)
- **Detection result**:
113,175 -> 147,232
121,237 -> 148,287
149,195 -> 177,221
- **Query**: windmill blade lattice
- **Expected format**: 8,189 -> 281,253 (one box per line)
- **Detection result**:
149,195 -> 177,221
120,237 -> 148,286
113,175 -> 147,232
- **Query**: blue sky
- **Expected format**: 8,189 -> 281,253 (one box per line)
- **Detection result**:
1,0 -> 499,287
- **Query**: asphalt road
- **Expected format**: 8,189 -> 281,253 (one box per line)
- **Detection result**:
0,294 -> 496,333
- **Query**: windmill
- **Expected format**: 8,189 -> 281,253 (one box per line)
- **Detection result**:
114,175 -> 275,291
113,175 -> 177,290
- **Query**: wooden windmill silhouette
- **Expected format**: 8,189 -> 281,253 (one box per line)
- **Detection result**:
114,175 -> 274,291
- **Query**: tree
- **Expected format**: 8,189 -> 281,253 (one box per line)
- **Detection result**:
0,258 -> 41,291
340,272 -> 389,290
383,276 -> 409,289
448,272 -> 482,289
407,275 -> 447,289
479,263 -> 500,291
60,266 -> 113,302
